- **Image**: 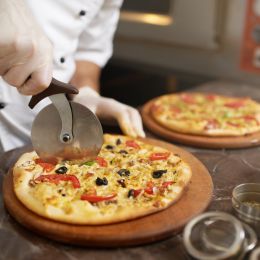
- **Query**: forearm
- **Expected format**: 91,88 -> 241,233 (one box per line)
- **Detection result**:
70,61 -> 101,93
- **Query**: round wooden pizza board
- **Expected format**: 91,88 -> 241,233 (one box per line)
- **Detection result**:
141,99 -> 260,149
3,138 -> 213,247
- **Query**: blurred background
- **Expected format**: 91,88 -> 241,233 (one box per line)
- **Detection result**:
101,0 -> 260,107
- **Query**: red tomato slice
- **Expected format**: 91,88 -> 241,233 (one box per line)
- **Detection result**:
35,159 -> 55,172
170,105 -> 181,114
81,193 -> 116,202
96,156 -> 108,167
224,100 -> 245,108
126,140 -> 140,149
149,152 -> 170,161
206,94 -> 216,101
180,93 -> 196,104
35,174 -> 80,188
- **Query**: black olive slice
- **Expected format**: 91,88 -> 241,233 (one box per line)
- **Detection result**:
55,166 -> 68,174
117,169 -> 130,177
95,177 -> 108,186
105,145 -> 114,150
117,179 -> 126,188
152,170 -> 167,178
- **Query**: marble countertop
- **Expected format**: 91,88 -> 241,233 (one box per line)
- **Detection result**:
0,81 -> 260,260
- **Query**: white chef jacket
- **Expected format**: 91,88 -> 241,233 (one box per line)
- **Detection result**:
0,0 -> 123,152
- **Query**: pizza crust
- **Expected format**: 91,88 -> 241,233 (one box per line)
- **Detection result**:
13,135 -> 192,225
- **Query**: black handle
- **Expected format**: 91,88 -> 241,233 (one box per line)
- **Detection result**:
28,78 -> 79,109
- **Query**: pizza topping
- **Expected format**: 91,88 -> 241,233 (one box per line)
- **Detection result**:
55,166 -> 68,174
224,100 -> 245,108
82,161 -> 95,166
227,122 -> 241,127
119,150 -> 128,154
116,138 -> 121,145
161,181 -> 174,190
206,94 -> 216,101
180,93 -> 196,104
126,140 -> 140,149
35,174 -> 80,188
204,119 -> 219,130
28,179 -> 37,187
81,193 -> 117,202
105,145 -> 114,150
152,170 -> 167,178
144,181 -> 154,194
117,179 -> 126,188
128,189 -> 142,198
149,152 -> 170,161
117,169 -> 130,177
95,177 -> 108,186
242,115 -> 259,125
170,105 -> 181,114
96,156 -> 108,167
35,159 -> 55,172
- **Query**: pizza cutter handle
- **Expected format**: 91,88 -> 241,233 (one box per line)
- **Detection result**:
28,78 -> 79,109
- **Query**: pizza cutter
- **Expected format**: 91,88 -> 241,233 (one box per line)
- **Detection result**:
29,78 -> 103,163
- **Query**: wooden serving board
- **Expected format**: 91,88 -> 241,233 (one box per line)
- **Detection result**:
3,138 -> 213,247
141,99 -> 260,149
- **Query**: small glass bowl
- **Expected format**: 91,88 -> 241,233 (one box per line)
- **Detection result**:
183,212 -> 245,260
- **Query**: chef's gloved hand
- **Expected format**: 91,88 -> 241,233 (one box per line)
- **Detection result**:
73,87 -> 146,138
0,0 -> 53,95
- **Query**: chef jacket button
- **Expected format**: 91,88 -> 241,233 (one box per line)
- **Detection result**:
60,57 -> 65,63
79,10 -> 86,16
0,102 -> 6,109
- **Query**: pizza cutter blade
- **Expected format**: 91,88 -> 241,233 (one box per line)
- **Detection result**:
29,78 -> 103,163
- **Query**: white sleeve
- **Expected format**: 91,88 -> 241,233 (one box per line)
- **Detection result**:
74,0 -> 123,68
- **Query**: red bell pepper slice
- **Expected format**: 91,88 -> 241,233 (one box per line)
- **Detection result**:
35,158 -> 55,172
242,115 -> 259,125
96,156 -> 108,167
126,140 -> 140,149
35,174 -> 80,188
180,93 -> 196,104
170,105 -> 181,114
162,181 -> 174,188
145,181 -> 154,194
224,100 -> 245,108
227,122 -> 241,127
81,193 -> 117,202
133,189 -> 142,197
206,94 -> 217,101
149,152 -> 170,161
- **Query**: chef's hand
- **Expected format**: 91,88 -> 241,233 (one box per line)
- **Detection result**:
73,87 -> 146,138
0,0 -> 53,95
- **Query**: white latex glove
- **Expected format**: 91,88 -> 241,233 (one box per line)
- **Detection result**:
73,87 -> 146,138
0,0 -> 53,95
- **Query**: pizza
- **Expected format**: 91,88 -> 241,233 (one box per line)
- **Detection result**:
150,93 -> 260,136
13,134 -> 192,225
